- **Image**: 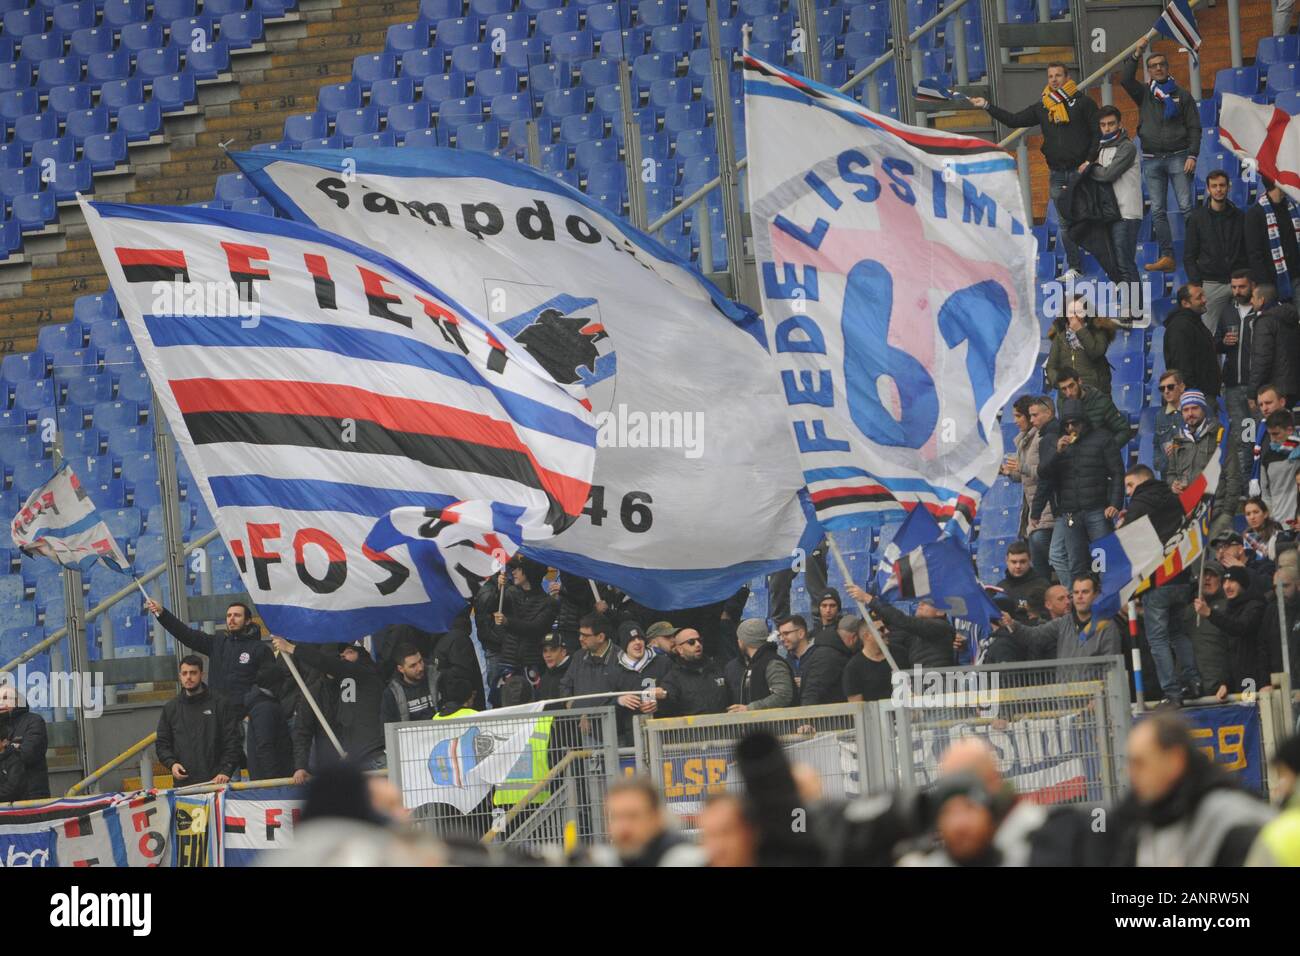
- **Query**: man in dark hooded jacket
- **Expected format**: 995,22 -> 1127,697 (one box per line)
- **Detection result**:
273,637 -> 387,770
847,590 -> 963,668
1033,398 -> 1125,587
776,614 -> 846,706
810,588 -> 843,647
657,628 -> 728,717
0,720 -> 28,803
1249,283 -> 1300,401
0,685 -> 48,799
474,555 -> 556,685
156,655 -> 242,785
1194,567 -> 1268,699
1164,284 -> 1221,400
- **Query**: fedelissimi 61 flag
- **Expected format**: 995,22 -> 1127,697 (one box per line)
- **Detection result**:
11,463 -> 130,572
743,56 -> 1039,536
229,147 -> 820,610
80,200 -> 595,641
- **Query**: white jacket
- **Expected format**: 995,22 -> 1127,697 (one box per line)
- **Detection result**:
1091,134 -> 1144,220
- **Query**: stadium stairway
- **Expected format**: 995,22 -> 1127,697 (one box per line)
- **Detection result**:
0,0 -> 422,353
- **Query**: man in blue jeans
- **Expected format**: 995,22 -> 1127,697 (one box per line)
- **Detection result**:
1120,465 -> 1202,706
1121,37 -> 1201,274
1031,399 -> 1124,586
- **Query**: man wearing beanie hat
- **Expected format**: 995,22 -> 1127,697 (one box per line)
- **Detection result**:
723,619 -> 794,712
1032,397 -> 1125,588
811,589 -> 854,669
1194,565 -> 1268,701
1166,389 -> 1238,513
538,631 -> 572,703
612,622 -> 674,745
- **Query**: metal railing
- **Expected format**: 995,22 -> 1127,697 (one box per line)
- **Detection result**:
876,656 -> 1132,806
386,706 -> 620,855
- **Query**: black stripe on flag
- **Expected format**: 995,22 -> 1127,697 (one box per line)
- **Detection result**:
117,247 -> 189,284
897,555 -> 918,599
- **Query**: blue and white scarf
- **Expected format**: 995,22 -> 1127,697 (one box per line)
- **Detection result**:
1099,128 -> 1121,147
1149,77 -> 1180,119
1261,190 -> 1300,300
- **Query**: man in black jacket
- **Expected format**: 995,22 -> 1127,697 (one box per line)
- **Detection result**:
1217,271 -> 1258,482
1193,567 -> 1268,699
1249,283 -> 1300,403
970,62 -> 1099,279
1186,171 -> 1249,331
0,685 -> 48,799
657,627 -> 727,717
1121,38 -> 1200,273
810,588 -> 843,648
1258,566 -> 1300,693
156,655 -> 241,785
1121,465 -> 1202,706
776,614 -> 845,706
537,630 -> 572,702
380,642 -> 437,724
1163,284 -> 1221,401
1033,398 -> 1125,587
474,555 -> 557,692
846,590 -> 963,668
559,613 -> 622,702
997,540 -> 1050,622
272,637 -> 387,769
1245,177 -> 1300,300
145,596 -> 285,780
724,619 -> 795,711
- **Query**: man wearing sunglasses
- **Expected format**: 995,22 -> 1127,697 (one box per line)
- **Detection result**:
657,628 -> 728,717
1153,369 -> 1186,479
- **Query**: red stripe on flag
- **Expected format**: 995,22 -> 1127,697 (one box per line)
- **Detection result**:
808,483 -> 888,504
169,378 -> 590,515
115,247 -> 186,268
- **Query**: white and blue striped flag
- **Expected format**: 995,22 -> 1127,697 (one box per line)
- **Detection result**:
1153,0 -> 1202,58
11,462 -> 130,573
80,199 -> 596,642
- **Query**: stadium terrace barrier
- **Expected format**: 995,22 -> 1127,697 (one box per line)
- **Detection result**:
877,657 -> 1132,806
386,705 -> 620,856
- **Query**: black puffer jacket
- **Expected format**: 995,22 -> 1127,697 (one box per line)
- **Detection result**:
986,92 -> 1099,170
791,641 -> 848,706
155,684 -> 241,783
1246,195 -> 1300,288
1122,477 -> 1185,543
155,609 -> 275,712
1164,306 -> 1221,399
659,655 -> 728,717
291,644 -> 385,763
1206,594 -> 1268,695
1185,200 -> 1248,285
873,601 -> 958,668
474,574 -> 558,670
1249,299 -> 1300,401
612,651 -> 674,744
1,705 -> 48,799
1033,403 -> 1125,518
0,745 -> 26,803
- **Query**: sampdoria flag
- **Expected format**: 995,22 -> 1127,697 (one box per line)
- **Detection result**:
1218,92 -> 1300,204
228,147 -> 820,611
1153,0 -> 1202,58
743,56 -> 1039,538
1092,453 -> 1221,619
887,538 -> 1002,625
80,199 -> 595,642
873,504 -> 943,593
11,462 -> 130,573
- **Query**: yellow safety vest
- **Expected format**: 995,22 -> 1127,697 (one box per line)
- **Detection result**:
432,707 -> 478,720
492,715 -> 554,807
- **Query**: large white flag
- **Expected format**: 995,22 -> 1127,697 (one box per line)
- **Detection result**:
1219,92 -> 1300,204
231,148 -> 820,609
743,56 -> 1040,536
81,199 -> 594,641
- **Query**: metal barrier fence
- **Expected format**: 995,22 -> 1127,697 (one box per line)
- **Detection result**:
639,703 -> 877,823
875,656 -> 1132,806
385,706 -> 619,855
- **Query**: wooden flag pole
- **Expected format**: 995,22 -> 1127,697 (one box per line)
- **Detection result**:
825,533 -> 902,673
279,649 -> 346,758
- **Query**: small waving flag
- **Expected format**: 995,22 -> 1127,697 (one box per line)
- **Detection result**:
11,463 -> 131,574
916,77 -> 967,105
1153,0 -> 1202,59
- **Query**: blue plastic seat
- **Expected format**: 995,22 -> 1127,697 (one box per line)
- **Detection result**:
298,135 -> 343,150
13,377 -> 55,411
419,0 -> 464,23
53,1 -> 96,33
169,16 -> 216,53
470,0 -> 511,16
70,27 -> 114,58
49,159 -> 91,200
455,119 -> 500,151
436,15 -> 481,48
490,91 -> 533,123
652,23 -> 695,55
450,42 -> 494,75
214,172 -> 258,204
86,51 -> 130,84
65,372 -> 114,407
559,110 -> 603,143
119,21 -> 166,54
32,137 -> 76,168
550,29 -> 593,64
114,368 -> 151,403
282,110 -> 327,145
4,8 -> 48,39
21,32 -> 70,66
386,101 -> 433,137
501,37 -> 545,71
399,48 -> 448,86
1214,66 -> 1259,101
369,76 -> 416,114
154,0 -> 199,22
0,64 -> 34,94
316,80 -> 362,118
36,321 -> 83,353
385,22 -> 430,54
633,52 -> 677,85
333,105 -> 379,144
47,84 -> 92,120
134,46 -> 180,82
102,0 -> 148,29
352,52 -> 398,89
185,38 -> 231,79
484,11 -> 528,44
1,353 -> 47,383
649,76 -> 692,108
438,94 -> 483,131
663,99 -> 705,133
82,130 -> 128,171
542,86 -> 585,119
150,69 -> 196,112
207,0 -> 251,16
586,3 -> 627,34
578,57 -> 620,91
475,66 -> 517,98
844,30 -> 887,61
118,101 -> 162,141
14,112 -> 59,152
535,5 -> 579,39
575,137 -> 618,170
1256,35 -> 1300,70
92,400 -> 142,432
399,126 -> 444,147
638,0 -> 681,27
219,11 -> 263,49
1268,62 -> 1300,97
0,143 -> 21,170
37,56 -> 84,93
0,89 -> 39,128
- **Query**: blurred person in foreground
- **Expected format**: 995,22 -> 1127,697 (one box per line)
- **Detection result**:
699,793 -> 759,867
1109,711 -> 1274,866
591,776 -> 702,866
1247,734 -> 1300,866
898,739 -> 1047,867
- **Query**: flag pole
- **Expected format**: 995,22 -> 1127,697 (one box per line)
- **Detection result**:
588,579 -> 602,605
825,532 -> 902,673
278,649 -> 346,758
1195,504 -> 1211,629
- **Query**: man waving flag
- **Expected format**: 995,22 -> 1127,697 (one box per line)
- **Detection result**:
81,200 -> 595,641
